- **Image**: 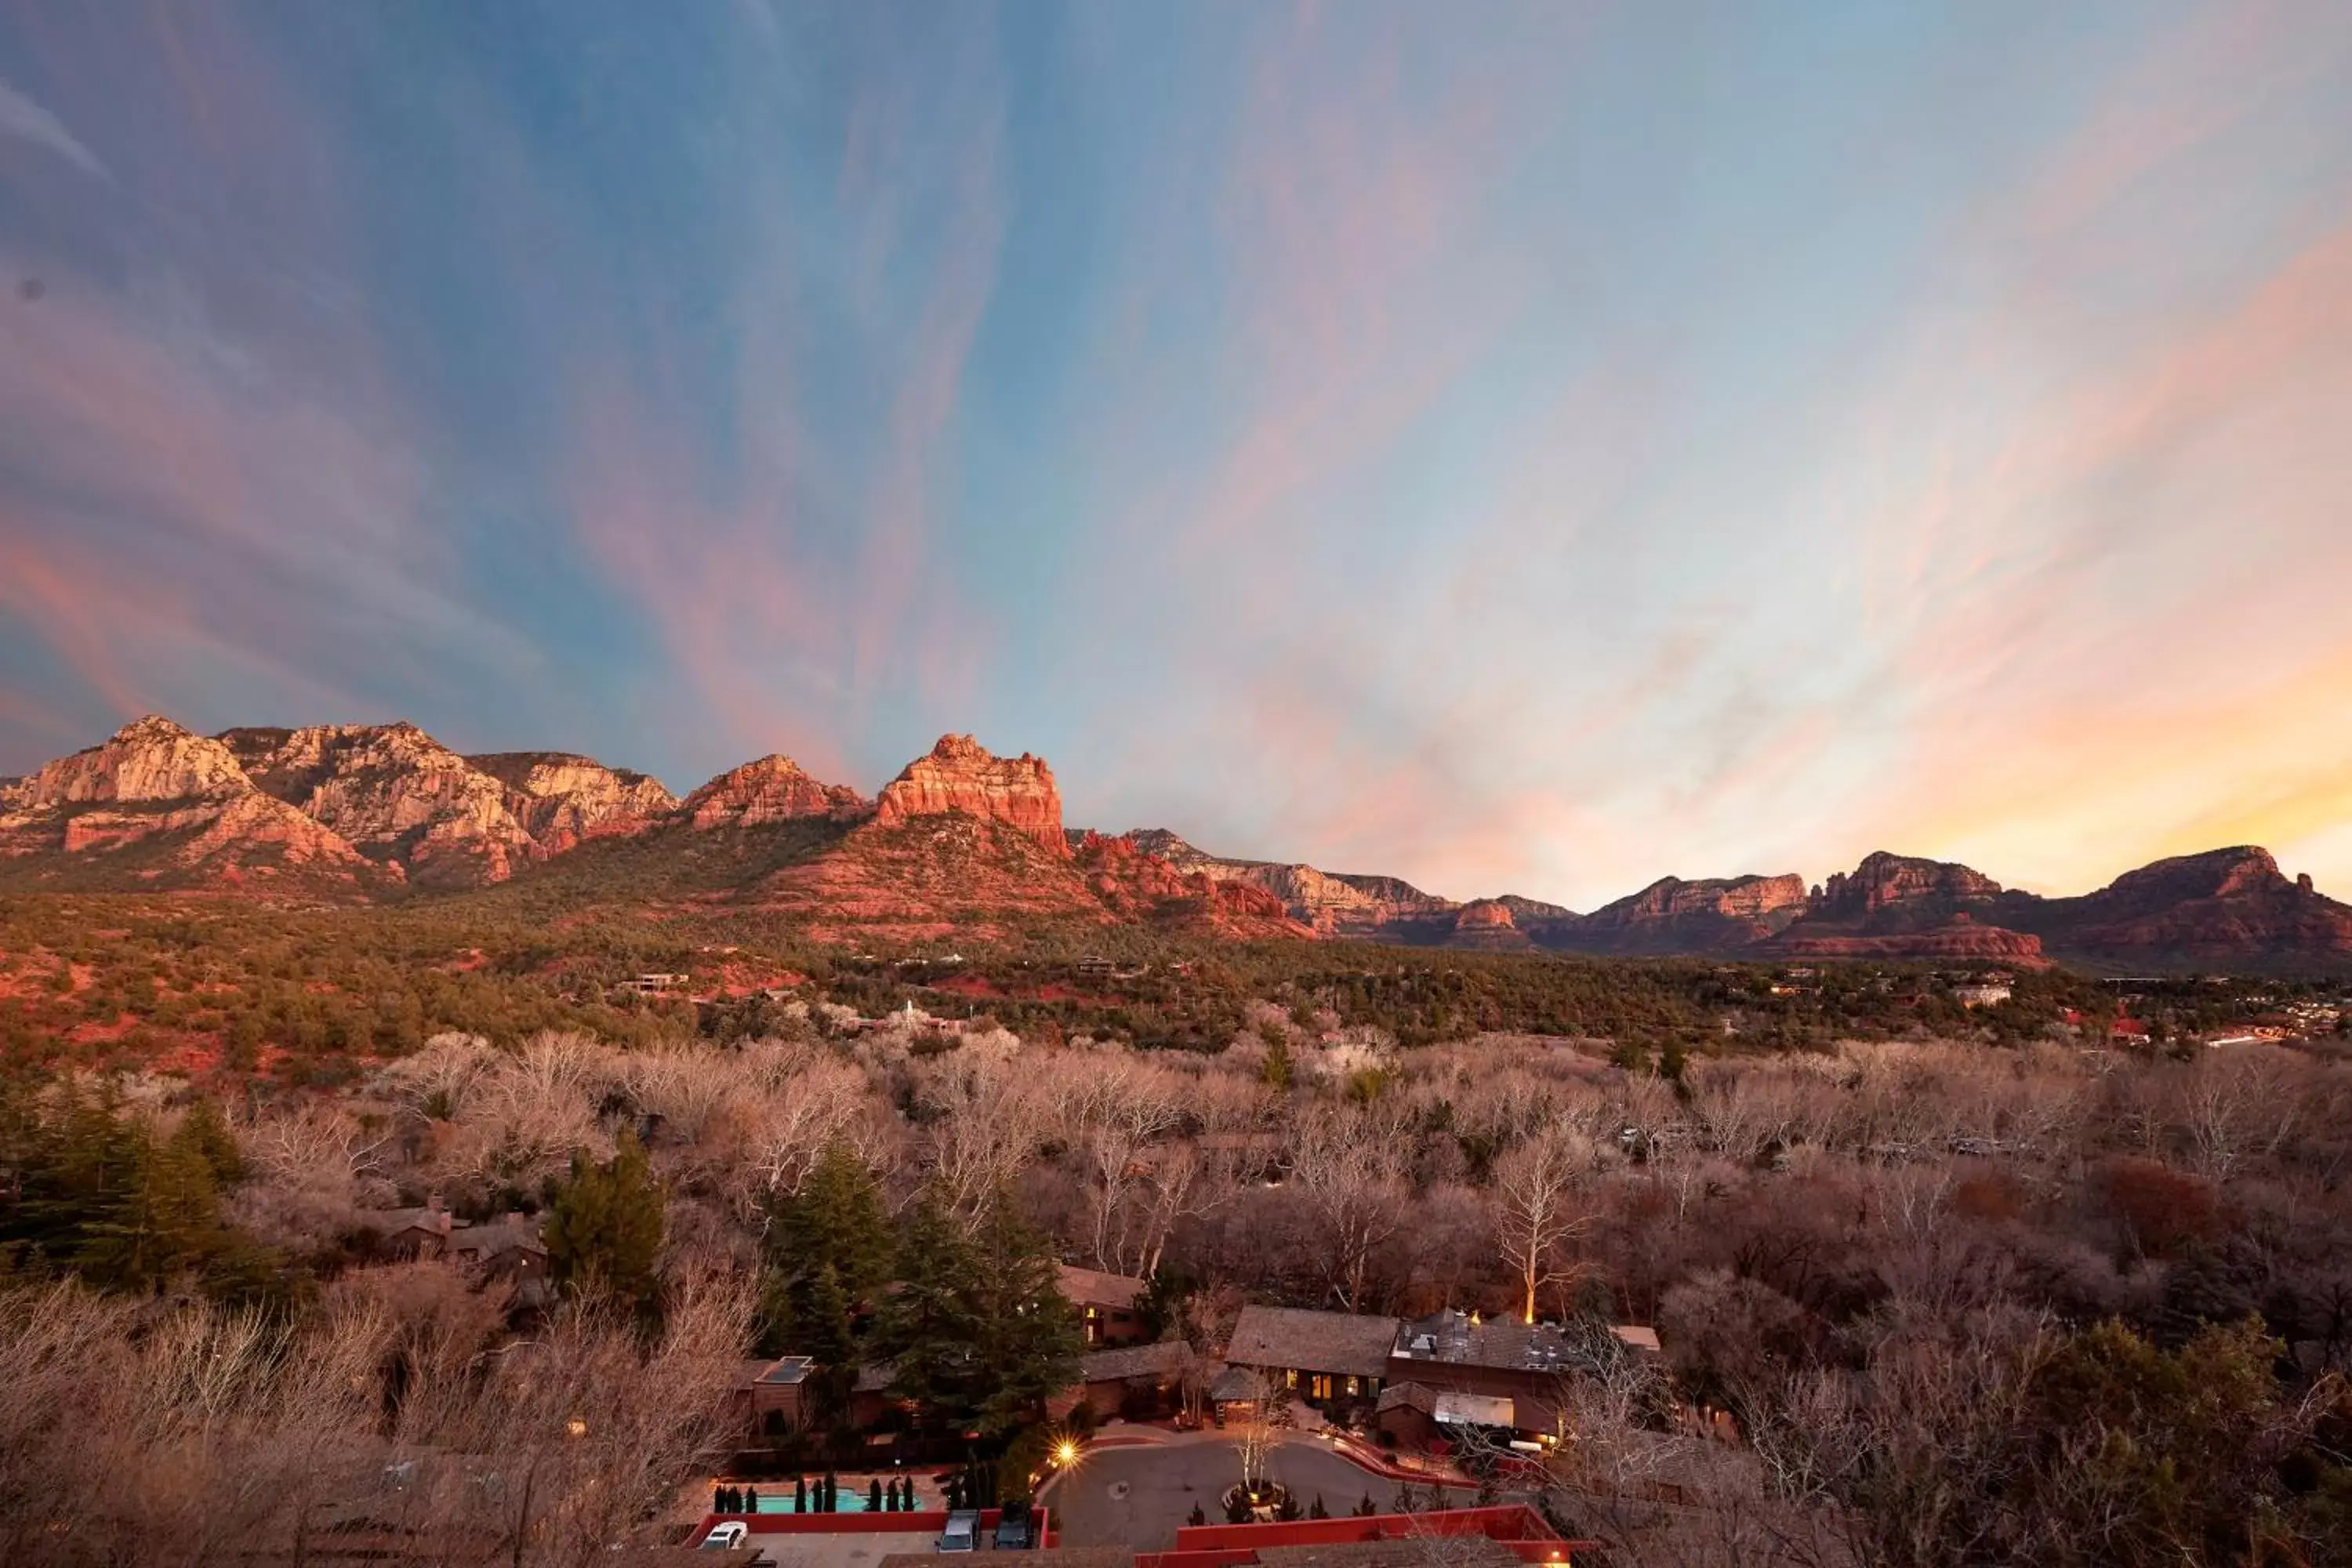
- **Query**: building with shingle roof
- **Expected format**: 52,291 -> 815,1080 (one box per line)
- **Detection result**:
1226,1305 -> 1399,1406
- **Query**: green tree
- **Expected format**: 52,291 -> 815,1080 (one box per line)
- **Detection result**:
874,1192 -> 1081,1436
1260,1026 -> 1292,1091
545,1131 -> 665,1317
757,1142 -> 890,1361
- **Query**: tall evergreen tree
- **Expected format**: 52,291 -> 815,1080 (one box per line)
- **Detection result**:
545,1130 -> 666,1317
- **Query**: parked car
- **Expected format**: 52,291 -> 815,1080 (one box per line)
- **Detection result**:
938,1510 -> 982,1552
994,1502 -> 1033,1550
701,1521 -> 750,1551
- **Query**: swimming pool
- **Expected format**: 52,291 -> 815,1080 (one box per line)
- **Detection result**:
746,1483 -> 924,1514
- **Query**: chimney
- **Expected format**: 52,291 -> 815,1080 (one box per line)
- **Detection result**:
2298,873 -> 2314,893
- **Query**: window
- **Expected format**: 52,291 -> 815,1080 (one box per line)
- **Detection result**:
1310,1374 -> 1332,1400
1345,1376 -> 1359,1396
1284,1368 -> 1298,1389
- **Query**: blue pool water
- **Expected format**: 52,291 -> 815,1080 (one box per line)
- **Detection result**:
748,1485 -> 924,1514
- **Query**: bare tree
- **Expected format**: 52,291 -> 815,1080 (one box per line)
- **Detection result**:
1494,1123 -> 1599,1322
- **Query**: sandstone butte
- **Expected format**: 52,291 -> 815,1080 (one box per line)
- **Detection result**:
872,734 -> 1069,858
673,753 -> 869,830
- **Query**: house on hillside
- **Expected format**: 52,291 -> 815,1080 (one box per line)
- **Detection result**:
1225,1306 -> 1396,1409
371,1198 -> 457,1260
1058,1264 -> 1151,1347
449,1214 -> 550,1304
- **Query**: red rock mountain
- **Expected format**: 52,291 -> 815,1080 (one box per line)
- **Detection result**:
0,716 -> 379,891
467,752 -> 679,851
1812,851 -> 2005,923
5,716 -> 2349,969
673,755 -> 868,829
1074,833 -> 1314,940
1449,898 -> 1533,950
2018,847 -> 2352,967
1555,873 -> 1808,954
873,735 -> 1067,855
220,724 -> 542,888
1121,829 -> 1460,937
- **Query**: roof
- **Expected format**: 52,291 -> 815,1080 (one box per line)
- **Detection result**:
1208,1364 -> 1264,1403
1610,1325 -> 1661,1354
1392,1311 -> 1595,1376
1058,1262 -> 1148,1311
450,1215 -> 547,1259
1229,1307 -> 1402,1379
750,1356 -> 814,1386
853,1361 -> 896,1394
1080,1339 -> 1189,1385
366,1204 -> 452,1238
1375,1381 -> 1438,1415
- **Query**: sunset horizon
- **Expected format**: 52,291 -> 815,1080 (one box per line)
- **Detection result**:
5,2 -> 2350,909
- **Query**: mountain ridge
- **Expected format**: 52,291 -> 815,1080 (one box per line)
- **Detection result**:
4,714 -> 2348,970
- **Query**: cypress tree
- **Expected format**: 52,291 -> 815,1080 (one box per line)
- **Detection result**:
869,1479 -> 883,1511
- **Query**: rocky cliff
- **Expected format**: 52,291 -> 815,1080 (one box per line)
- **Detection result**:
467,752 -> 679,851
1074,833 -> 1314,939
1812,851 -> 2004,924
9,714 -> 249,805
1109,830 -> 1458,938
2020,847 -> 2352,967
1448,898 -> 1532,949
1554,873 -> 1806,954
873,735 -> 1067,856
0,716 -> 377,891
673,754 -> 867,830
221,723 -> 540,887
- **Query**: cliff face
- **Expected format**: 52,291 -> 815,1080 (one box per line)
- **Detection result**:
1448,898 -> 1532,950
0,717 -> 377,891
1109,832 -> 1458,937
1765,915 -> 2049,965
1074,833 -> 1315,939
1813,851 -> 2003,924
467,752 -> 678,852
673,755 -> 868,830
873,735 -> 1068,856
9,714 -> 250,806
2026,847 -> 2352,967
1550,873 -> 1806,953
223,723 -> 539,887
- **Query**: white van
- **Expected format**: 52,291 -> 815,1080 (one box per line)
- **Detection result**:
702,1521 -> 750,1551
937,1510 -> 982,1552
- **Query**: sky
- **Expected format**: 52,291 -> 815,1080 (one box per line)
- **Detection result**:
2,2 -> 2350,909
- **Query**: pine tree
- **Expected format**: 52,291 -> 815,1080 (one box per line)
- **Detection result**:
869,1479 -> 883,1511
545,1130 -> 666,1318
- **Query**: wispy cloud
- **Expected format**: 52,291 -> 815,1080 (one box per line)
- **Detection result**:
0,76 -> 107,180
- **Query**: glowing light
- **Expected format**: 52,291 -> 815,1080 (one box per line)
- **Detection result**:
565,1417 -> 587,1438
1054,1439 -> 1080,1466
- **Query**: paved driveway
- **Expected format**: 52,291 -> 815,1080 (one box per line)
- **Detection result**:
1046,1438 -> 1469,1550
